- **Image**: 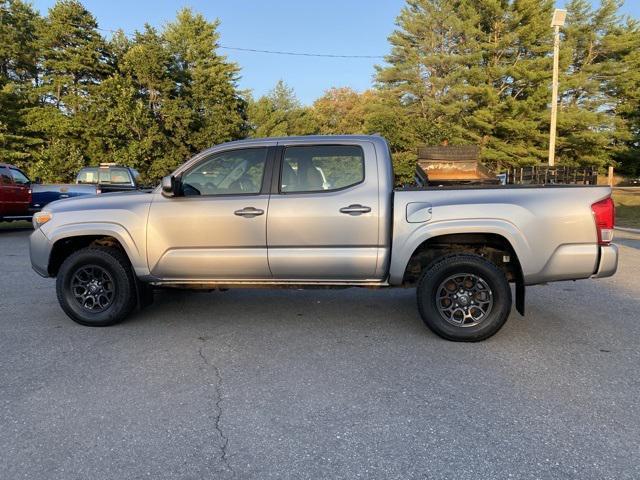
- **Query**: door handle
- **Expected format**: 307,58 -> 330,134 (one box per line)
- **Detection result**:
339,204 -> 371,216
234,207 -> 264,218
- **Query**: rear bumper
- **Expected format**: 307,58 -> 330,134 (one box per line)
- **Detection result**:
30,228 -> 52,277
592,244 -> 618,279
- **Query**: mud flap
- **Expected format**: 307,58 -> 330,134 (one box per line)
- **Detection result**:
135,279 -> 155,309
515,280 -> 525,316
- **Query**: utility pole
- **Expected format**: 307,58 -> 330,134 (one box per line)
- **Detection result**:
548,9 -> 566,167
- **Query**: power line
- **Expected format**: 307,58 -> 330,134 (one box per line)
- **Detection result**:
81,23 -> 386,59
217,45 -> 384,59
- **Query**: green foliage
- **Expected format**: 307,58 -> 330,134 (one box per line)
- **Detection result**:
1,1 -> 246,182
605,17 -> 640,176
0,0 -> 40,167
29,138 -> 85,181
247,80 -> 316,137
375,0 -> 636,170
554,0 -> 630,167
391,150 -> 418,185
0,0 -> 638,180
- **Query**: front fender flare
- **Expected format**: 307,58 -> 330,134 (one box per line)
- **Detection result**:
46,222 -> 150,277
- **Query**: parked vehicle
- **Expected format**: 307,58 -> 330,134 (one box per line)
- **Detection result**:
0,163 -> 32,221
31,183 -> 100,212
29,136 -> 618,341
30,163 -> 144,212
75,164 -> 142,192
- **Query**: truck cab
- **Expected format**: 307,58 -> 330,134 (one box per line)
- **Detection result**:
76,164 -> 141,192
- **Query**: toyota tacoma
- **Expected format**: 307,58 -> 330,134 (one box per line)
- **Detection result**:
29,136 -> 618,341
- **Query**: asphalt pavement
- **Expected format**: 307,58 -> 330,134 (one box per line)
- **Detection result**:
1,228 -> 639,480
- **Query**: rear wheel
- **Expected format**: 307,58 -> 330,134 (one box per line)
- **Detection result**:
417,254 -> 512,342
56,247 -> 136,326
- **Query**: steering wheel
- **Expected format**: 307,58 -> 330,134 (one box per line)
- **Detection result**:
182,183 -> 201,196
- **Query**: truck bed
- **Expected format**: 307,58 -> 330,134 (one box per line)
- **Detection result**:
390,185 -> 613,286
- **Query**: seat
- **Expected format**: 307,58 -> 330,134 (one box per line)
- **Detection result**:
301,165 -> 324,191
281,162 -> 298,192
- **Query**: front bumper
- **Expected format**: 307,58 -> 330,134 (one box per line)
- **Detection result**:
592,244 -> 618,279
30,228 -> 52,277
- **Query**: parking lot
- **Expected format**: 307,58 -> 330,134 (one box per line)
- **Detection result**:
1,227 -> 639,480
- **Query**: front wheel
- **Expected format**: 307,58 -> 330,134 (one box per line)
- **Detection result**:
417,254 -> 512,342
56,247 -> 137,326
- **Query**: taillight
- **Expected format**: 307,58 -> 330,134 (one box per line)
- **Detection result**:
591,197 -> 615,245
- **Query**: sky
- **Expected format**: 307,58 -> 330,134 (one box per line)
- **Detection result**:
29,0 -> 640,105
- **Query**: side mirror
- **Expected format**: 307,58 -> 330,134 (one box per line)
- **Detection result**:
161,175 -> 180,197
34,177 -> 42,184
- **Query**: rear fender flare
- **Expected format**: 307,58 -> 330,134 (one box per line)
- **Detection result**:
389,219 -> 532,285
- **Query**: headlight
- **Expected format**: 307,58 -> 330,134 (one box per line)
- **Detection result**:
33,211 -> 53,229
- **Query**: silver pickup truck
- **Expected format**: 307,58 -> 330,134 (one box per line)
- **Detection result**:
29,135 -> 618,341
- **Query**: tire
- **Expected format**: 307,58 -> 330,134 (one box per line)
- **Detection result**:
56,246 -> 137,326
417,254 -> 512,342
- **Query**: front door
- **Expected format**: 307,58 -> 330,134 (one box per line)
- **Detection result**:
0,167 -> 10,217
266,142 -> 382,280
6,167 -> 31,216
147,147 -> 273,281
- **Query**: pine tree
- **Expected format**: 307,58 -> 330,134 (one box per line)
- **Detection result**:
247,80 -> 316,137
375,0 -> 467,146
26,0 -> 114,180
164,9 -> 247,151
555,0 -> 630,167
608,19 -> 640,175
376,0 -> 558,168
0,0 -> 41,166
36,0 -> 112,113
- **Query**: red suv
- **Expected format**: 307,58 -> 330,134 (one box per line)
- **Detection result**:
0,163 -> 32,221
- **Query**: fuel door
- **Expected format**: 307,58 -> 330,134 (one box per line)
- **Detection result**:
406,202 -> 432,223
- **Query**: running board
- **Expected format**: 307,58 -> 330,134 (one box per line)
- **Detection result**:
150,279 -> 390,289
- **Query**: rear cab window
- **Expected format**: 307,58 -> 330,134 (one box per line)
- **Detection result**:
77,167 -> 133,185
77,168 -> 98,184
280,145 -> 364,193
108,168 -> 133,185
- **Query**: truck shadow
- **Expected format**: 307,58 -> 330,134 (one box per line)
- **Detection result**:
129,286 -> 430,337
124,277 -> 639,350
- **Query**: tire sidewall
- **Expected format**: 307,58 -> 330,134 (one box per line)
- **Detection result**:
418,255 -> 512,341
57,248 -> 134,326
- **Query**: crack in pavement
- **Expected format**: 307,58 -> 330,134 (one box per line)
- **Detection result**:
198,344 -> 234,475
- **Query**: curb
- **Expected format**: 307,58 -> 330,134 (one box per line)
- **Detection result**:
615,226 -> 640,234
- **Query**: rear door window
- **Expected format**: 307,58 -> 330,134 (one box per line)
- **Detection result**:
280,145 -> 364,193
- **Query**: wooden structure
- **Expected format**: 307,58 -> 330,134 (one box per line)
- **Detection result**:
417,145 -> 499,185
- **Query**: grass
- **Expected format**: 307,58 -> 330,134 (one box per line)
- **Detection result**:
0,220 -> 32,230
613,189 -> 640,229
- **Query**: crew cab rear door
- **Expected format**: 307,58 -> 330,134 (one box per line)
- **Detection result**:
266,141 -> 381,280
